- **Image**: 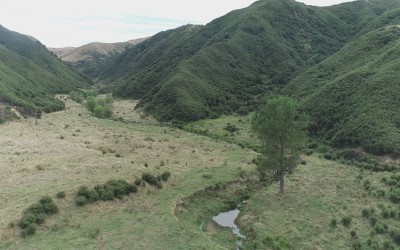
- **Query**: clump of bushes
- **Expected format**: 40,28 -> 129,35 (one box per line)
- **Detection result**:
75,180 -> 138,207
389,188 -> 400,204
142,171 -> 172,189
85,94 -> 113,119
18,196 -> 59,237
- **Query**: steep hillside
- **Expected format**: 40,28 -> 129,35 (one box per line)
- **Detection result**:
100,0 -> 352,121
285,26 -> 400,155
49,38 -> 148,78
0,25 -> 89,115
100,0 -> 400,123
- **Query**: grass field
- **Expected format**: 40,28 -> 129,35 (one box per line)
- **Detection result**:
0,98 -> 256,249
2,98 -> 400,249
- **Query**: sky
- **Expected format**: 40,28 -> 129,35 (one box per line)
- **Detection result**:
0,0 -> 355,48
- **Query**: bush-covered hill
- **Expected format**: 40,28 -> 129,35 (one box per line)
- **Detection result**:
99,0 -> 400,123
49,38 -> 148,79
0,25 -> 89,115
284,26 -> 400,156
100,0 -> 353,121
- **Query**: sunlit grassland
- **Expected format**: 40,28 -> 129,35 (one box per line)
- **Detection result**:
239,156 -> 400,249
0,98 -> 256,249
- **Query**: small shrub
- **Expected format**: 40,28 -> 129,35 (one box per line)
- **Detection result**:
390,229 -> 400,245
161,171 -> 171,181
362,208 -> 370,218
389,188 -> 400,203
341,215 -> 352,227
56,191 -> 66,199
88,190 -> 100,203
376,189 -> 385,198
101,189 -> 114,201
382,208 -> 390,219
75,196 -> 88,206
19,213 -> 37,229
22,223 -> 37,237
323,153 -> 332,160
352,240 -> 362,250
369,216 -> 378,226
127,183 -> 138,193
374,223 -> 386,234
77,186 -> 90,199
42,202 -> 59,215
134,179 -> 142,186
351,230 -> 357,238
26,203 -> 44,215
308,142 -> 319,149
330,218 -> 337,228
390,210 -> 397,218
142,173 -> 159,186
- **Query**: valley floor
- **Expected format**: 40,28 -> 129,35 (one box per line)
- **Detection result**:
1,98 -> 399,249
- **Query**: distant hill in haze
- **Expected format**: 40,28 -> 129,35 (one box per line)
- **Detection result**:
48,38 -> 148,79
0,25 -> 89,116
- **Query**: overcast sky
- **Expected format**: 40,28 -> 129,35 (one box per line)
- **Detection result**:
0,0 -> 355,48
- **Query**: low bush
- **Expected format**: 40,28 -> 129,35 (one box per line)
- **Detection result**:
142,173 -> 160,187
389,188 -> 400,204
75,196 -> 88,206
362,208 -> 370,218
341,215 -> 352,227
161,171 -> 171,181
56,191 -> 66,199
369,216 -> 378,226
330,218 -> 337,228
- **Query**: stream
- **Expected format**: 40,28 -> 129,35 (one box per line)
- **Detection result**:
212,208 -> 245,249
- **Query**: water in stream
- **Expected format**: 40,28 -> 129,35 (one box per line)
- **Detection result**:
212,208 -> 245,249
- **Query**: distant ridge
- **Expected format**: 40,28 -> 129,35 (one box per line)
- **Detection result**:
48,37 -> 148,79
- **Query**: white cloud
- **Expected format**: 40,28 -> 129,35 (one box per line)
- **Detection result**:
0,0 -> 354,47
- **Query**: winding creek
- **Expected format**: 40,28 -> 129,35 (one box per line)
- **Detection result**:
212,208 -> 246,249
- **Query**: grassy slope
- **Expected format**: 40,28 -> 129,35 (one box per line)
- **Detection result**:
284,26 -> 400,155
0,25 -> 89,114
239,156 -> 400,249
0,98 -> 256,249
2,102 -> 400,249
184,114 -> 400,249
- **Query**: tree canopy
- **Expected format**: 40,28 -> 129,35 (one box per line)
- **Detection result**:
252,96 -> 308,194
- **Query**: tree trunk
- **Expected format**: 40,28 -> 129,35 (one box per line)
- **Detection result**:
279,171 -> 285,195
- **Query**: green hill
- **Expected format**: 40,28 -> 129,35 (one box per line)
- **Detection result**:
99,0 -> 400,123
285,26 -> 400,156
0,25 -> 89,115
100,0 -> 353,121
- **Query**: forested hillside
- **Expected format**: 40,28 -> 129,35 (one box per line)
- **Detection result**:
0,25 -> 89,115
285,26 -> 400,155
100,0 -> 352,121
95,0 -> 400,155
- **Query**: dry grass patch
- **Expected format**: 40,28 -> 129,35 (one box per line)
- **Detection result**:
0,98 -> 256,249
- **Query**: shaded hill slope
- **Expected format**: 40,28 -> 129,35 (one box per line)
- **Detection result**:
284,26 -> 400,155
48,38 -> 148,79
0,25 -> 89,115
